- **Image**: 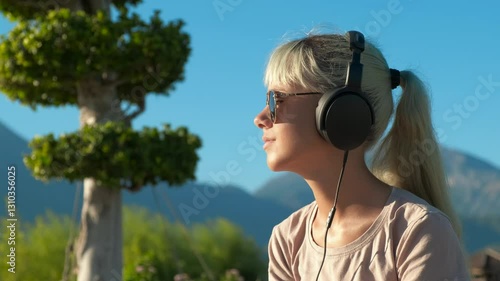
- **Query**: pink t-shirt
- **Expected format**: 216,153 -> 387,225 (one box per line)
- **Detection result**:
268,187 -> 471,281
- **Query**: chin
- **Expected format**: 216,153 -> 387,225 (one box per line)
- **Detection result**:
266,153 -> 283,171
266,159 -> 282,172
267,163 -> 285,172
266,153 -> 297,172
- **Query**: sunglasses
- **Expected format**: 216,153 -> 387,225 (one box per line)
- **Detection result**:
266,90 -> 322,123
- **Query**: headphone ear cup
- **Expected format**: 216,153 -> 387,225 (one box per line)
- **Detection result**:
316,92 -> 335,141
316,91 -> 373,151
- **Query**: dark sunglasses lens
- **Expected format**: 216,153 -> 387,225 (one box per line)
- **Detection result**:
268,91 -> 276,121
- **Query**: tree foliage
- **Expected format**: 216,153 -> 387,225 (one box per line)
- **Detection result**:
0,1 -> 199,192
0,0 -> 144,20
24,121 -> 202,190
0,7 -> 190,109
0,207 -> 267,281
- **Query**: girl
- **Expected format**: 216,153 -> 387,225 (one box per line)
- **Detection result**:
254,31 -> 470,281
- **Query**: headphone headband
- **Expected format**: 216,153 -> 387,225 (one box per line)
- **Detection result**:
345,31 -> 365,91
348,30 -> 365,53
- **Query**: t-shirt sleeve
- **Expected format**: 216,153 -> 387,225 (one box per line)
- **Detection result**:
268,225 -> 293,281
395,211 -> 471,281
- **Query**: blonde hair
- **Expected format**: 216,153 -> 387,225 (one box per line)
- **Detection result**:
264,32 -> 462,238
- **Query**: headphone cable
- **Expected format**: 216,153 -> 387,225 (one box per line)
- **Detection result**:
315,150 -> 349,281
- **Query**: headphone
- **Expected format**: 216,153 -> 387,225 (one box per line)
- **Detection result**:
315,31 -> 374,151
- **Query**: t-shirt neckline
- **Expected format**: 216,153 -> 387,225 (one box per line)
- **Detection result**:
307,186 -> 396,256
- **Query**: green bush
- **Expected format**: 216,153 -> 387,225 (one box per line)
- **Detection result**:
0,206 -> 267,281
123,206 -> 266,281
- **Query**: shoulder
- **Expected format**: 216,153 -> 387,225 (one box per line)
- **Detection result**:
384,187 -> 461,255
387,188 -> 469,279
388,187 -> 454,231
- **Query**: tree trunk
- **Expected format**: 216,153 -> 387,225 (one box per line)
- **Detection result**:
75,77 -> 125,281
77,179 -> 123,281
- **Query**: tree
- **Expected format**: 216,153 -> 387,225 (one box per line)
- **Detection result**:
0,1 -> 201,280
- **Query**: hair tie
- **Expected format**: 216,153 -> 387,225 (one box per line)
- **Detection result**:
389,68 -> 400,89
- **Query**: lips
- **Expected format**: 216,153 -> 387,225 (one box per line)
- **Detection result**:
262,137 -> 275,149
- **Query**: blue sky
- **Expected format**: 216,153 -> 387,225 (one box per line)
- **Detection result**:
1,0 -> 499,193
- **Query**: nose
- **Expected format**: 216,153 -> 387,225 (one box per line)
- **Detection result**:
254,106 -> 273,129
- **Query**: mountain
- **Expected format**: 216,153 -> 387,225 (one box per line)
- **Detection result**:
442,148 -> 500,217
120,182 -> 292,247
253,172 -> 311,211
1,120 -> 499,255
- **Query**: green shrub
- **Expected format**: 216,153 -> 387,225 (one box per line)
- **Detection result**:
123,206 -> 266,281
0,206 -> 267,281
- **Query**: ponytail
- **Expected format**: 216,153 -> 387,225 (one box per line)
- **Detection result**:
371,70 -> 462,238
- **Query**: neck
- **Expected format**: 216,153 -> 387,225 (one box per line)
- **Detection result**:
300,149 -> 391,227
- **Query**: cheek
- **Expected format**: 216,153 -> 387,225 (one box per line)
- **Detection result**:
295,112 -> 324,145
272,124 -> 322,157
263,126 -> 300,168
266,134 -> 325,172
